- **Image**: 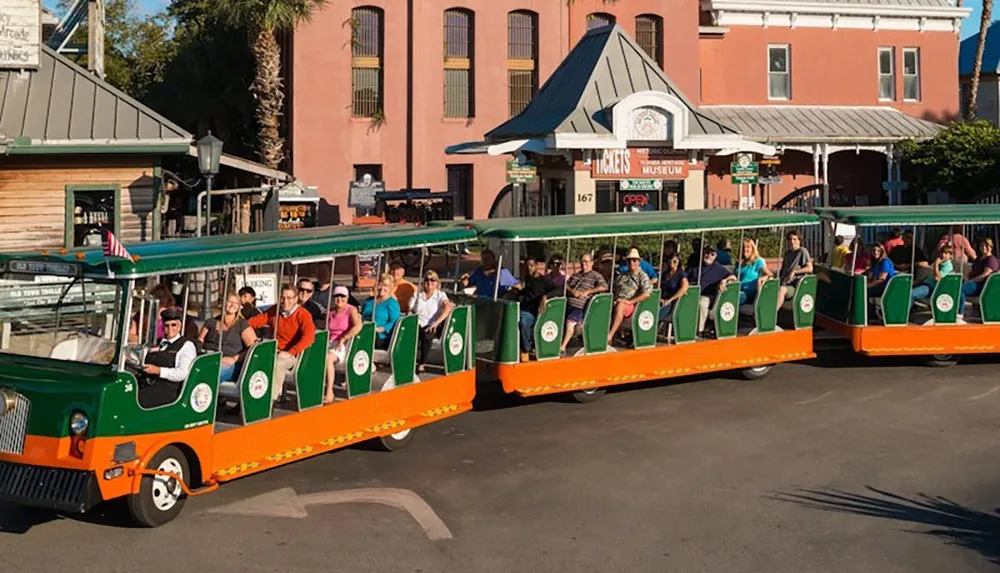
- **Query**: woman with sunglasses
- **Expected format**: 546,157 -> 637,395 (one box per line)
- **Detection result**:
323,286 -> 363,404
409,270 -> 454,373
547,254 -> 566,289
361,273 -> 401,350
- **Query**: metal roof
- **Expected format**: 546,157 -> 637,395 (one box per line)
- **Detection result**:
486,25 -> 736,142
816,205 -> 1000,226
703,106 -> 943,144
960,20 -> 1000,76
0,44 -> 192,150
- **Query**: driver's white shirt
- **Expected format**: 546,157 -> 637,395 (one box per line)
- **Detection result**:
155,335 -> 197,383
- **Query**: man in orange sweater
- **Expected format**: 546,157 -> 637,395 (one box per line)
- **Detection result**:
248,284 -> 316,401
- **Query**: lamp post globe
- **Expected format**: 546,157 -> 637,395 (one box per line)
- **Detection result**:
196,131 -> 223,176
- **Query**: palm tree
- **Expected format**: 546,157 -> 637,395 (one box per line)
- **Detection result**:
216,0 -> 327,231
967,0 -> 994,120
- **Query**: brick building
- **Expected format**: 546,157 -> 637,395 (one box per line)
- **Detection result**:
288,0 -> 969,220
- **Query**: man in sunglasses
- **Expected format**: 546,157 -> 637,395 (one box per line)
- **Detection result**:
140,307 -> 197,408
298,278 -> 326,329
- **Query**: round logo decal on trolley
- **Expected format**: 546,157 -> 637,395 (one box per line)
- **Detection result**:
189,383 -> 213,414
799,294 -> 815,314
720,302 -> 736,322
247,371 -> 269,400
540,320 -> 559,343
637,310 -> 655,331
448,332 -> 464,356
936,294 -> 954,313
352,350 -> 371,376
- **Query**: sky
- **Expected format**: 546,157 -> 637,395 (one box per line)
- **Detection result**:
43,0 -> 998,38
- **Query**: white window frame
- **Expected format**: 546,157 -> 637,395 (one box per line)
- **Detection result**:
878,47 -> 896,102
902,47 -> 920,102
767,44 -> 790,101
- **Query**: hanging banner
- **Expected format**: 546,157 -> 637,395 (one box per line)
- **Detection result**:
0,0 -> 40,69
591,148 -> 689,180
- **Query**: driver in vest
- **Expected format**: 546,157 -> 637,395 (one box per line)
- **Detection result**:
141,307 -> 197,408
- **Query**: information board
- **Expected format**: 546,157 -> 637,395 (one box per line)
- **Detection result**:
0,0 -> 40,69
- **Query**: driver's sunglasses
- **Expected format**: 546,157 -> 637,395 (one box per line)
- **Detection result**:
423,277 -> 438,283
299,288 -> 313,293
164,321 -> 182,328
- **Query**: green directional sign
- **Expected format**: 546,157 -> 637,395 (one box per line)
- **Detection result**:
731,153 -> 759,184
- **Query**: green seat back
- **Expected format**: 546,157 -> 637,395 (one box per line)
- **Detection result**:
792,274 -> 818,329
755,279 -> 780,333
981,273 -> 1000,325
533,296 -> 567,360
237,339 -> 277,425
930,274 -> 962,325
294,330 -> 328,410
346,322 -> 376,398
444,305 -> 472,374
672,286 -> 701,344
713,282 -> 740,339
496,300 -> 521,364
582,293 -> 612,354
390,315 -> 419,385
631,289 -> 661,349
879,274 -> 913,326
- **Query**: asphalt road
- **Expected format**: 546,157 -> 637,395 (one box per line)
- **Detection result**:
3,349 -> 1000,573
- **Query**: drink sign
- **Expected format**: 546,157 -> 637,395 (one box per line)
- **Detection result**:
0,0 -> 40,69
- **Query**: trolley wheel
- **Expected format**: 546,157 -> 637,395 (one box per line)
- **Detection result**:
925,354 -> 959,368
571,387 -> 607,404
377,428 -> 415,452
741,364 -> 775,380
127,445 -> 190,527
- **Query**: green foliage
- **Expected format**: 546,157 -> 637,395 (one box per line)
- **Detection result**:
898,121 -> 1000,202
214,0 -> 328,32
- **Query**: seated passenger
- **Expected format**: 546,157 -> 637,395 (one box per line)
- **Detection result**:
547,254 -> 567,289
888,231 -> 932,306
247,285 -> 317,401
140,308 -> 197,408
390,262 -> 417,314
936,226 -> 977,267
884,227 -> 904,253
685,238 -> 703,270
129,283 -> 178,344
933,245 -> 967,313
315,264 -> 362,312
778,230 -> 814,302
560,252 -> 608,353
658,254 -> 689,321
849,236 -> 870,276
361,274 -> 401,350
297,279 -> 327,329
716,238 -> 733,266
961,238 -> 998,306
198,291 -> 257,382
596,250 -> 615,284
866,244 -> 896,297
410,271 -> 454,373
737,238 -> 773,306
608,249 -> 654,345
617,246 -> 659,285
686,249 -> 736,337
238,286 -> 261,320
829,235 -> 850,270
510,257 -> 560,362
323,286 -> 363,404
461,249 -> 519,297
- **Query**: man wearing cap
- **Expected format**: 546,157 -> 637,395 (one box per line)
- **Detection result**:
297,278 -> 326,329
248,284 -> 317,401
608,248 -> 653,345
687,248 -> 737,336
140,308 -> 197,408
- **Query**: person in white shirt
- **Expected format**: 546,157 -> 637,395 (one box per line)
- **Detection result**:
141,308 -> 196,408
408,270 -> 454,373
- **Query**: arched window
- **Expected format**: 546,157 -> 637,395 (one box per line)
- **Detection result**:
351,6 -> 384,118
635,14 -> 663,68
587,12 -> 615,31
444,8 -> 474,118
507,10 -> 538,117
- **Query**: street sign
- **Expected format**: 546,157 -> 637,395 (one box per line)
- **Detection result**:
506,159 -> 538,184
620,179 -> 663,191
730,153 -> 759,184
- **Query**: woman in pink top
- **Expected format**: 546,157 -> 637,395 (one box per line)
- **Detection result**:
323,286 -> 363,404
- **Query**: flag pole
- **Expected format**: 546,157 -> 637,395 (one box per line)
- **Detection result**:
102,229 -> 112,276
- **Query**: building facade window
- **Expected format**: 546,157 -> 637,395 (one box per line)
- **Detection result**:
65,184 -> 121,248
507,10 -> 538,117
444,9 -> 474,118
878,47 -> 896,101
351,6 -> 384,118
587,12 -> 615,30
903,48 -> 920,102
447,164 -> 473,219
768,45 -> 790,100
635,14 -> 663,68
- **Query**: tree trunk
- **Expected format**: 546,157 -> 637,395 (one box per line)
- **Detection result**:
246,25 -> 285,233
967,0 -> 994,120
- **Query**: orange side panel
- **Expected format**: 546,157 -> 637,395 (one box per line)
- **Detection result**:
857,324 -> 1000,356
210,370 -> 475,482
815,315 -> 864,352
495,329 -> 815,397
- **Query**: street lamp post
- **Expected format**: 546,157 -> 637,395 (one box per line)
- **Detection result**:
195,131 -> 223,237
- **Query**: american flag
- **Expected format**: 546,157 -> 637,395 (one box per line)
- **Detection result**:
102,229 -> 132,259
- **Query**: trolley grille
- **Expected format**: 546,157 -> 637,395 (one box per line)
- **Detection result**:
0,461 -> 94,512
0,391 -> 29,455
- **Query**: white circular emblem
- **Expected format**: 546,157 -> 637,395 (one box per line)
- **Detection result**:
190,383 -> 213,414
539,320 -> 559,343
637,310 -> 655,331
936,293 -> 954,313
247,371 -> 269,400
632,108 -> 662,139
720,302 -> 736,322
799,294 -> 815,314
352,350 -> 371,376
448,332 -> 464,356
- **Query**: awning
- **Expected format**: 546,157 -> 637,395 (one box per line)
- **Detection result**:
445,138 -> 551,156
702,106 -> 943,144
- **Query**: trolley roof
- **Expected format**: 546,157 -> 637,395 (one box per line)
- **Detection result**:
815,205 -> 1000,226
447,210 -> 818,242
0,224 -> 477,279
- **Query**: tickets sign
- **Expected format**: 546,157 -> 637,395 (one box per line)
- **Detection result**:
591,148 -> 688,180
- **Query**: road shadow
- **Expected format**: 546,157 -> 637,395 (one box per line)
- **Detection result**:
0,499 -> 140,534
771,487 -> 1000,564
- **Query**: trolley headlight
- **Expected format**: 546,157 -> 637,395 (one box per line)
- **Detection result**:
69,411 -> 89,436
0,388 -> 15,416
